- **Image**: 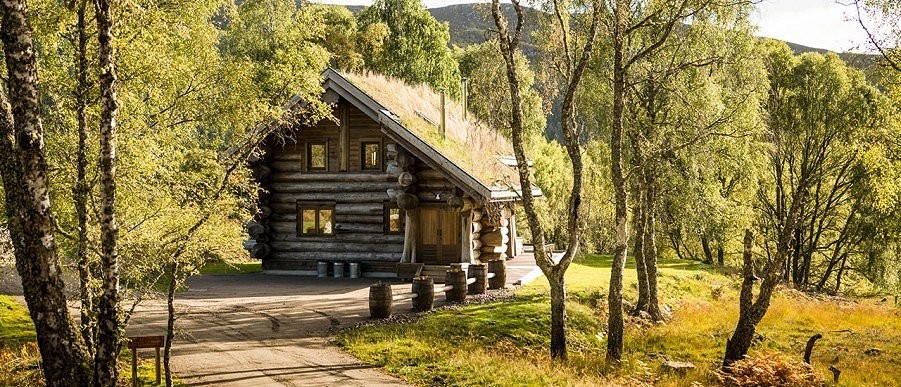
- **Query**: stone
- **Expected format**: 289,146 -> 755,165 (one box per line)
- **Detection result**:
660,361 -> 695,375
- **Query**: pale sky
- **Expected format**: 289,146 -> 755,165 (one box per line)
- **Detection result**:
318,0 -> 873,53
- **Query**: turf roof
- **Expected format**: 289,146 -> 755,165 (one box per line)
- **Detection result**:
334,70 -> 533,199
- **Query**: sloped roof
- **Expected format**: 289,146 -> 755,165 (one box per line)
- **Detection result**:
321,69 -> 540,201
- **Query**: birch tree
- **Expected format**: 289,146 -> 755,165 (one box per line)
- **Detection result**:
0,0 -> 93,383
491,0 -> 599,360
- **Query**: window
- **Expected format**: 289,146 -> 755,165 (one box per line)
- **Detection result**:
297,201 -> 334,236
385,204 -> 404,234
307,142 -> 327,171
362,141 -> 381,171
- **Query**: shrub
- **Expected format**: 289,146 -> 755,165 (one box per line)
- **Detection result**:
716,352 -> 822,387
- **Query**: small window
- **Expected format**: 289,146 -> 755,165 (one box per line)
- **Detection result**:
362,142 -> 381,171
385,205 -> 404,234
297,201 -> 334,236
307,142 -> 327,171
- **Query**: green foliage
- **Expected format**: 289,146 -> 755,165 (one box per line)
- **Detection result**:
358,0 -> 461,96
221,0 -> 330,109
312,5 -> 365,71
340,255 -> 901,385
756,40 -> 901,293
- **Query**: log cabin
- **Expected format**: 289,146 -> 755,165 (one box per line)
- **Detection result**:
245,69 -> 541,278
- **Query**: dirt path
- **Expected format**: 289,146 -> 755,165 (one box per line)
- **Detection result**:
127,275 -> 409,386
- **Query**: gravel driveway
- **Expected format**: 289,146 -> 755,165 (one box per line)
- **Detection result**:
127,275 -> 410,386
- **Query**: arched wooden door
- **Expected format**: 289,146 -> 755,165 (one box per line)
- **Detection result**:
418,207 -> 460,265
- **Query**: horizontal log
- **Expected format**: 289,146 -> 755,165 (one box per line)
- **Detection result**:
481,245 -> 508,253
270,232 -> 403,244
270,251 -> 400,261
471,222 -> 482,233
471,250 -> 481,259
250,243 -> 271,259
334,223 -> 384,233
471,239 -> 483,250
398,172 -> 416,187
270,172 -> 396,183
270,241 -> 403,253
417,181 -> 456,191
246,222 -> 267,238
393,292 -> 418,301
415,169 -> 444,180
270,182 -> 398,193
336,203 -> 384,215
471,210 -> 483,222
270,192 -> 390,204
386,163 -> 402,175
271,152 -> 303,161
252,165 -> 272,181
480,233 -> 508,246
480,252 -> 505,261
336,214 -> 384,224
480,217 -> 510,228
269,161 -> 303,172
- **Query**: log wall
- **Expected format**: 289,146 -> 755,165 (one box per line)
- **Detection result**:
254,99 -> 405,270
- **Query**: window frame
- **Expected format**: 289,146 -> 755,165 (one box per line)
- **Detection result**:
306,141 -> 329,172
297,201 -> 336,237
360,140 -> 383,171
384,203 -> 404,234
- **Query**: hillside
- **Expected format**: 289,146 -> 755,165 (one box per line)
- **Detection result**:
347,3 -> 877,69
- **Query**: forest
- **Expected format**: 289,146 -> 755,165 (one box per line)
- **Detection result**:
0,0 -> 899,385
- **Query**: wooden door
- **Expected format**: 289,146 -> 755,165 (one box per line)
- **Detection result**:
418,207 -> 460,264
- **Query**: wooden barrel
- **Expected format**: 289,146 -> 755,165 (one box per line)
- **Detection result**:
444,269 -> 467,303
468,263 -> 488,295
411,276 -> 434,312
488,259 -> 506,289
369,283 -> 393,319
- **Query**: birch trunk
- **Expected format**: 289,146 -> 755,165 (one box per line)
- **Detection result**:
607,1 -> 629,363
72,0 -> 96,356
93,0 -> 121,383
0,1 -> 93,383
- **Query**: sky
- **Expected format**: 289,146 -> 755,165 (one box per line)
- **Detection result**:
316,0 -> 874,53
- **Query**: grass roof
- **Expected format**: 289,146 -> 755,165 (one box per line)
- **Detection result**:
340,71 -> 520,193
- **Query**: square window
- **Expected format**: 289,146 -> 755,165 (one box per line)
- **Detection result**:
362,142 -> 381,170
297,201 -> 335,236
308,142 -> 327,171
385,205 -> 404,234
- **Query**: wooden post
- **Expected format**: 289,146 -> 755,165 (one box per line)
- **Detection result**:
461,210 -> 473,263
401,209 -> 419,263
468,263 -> 488,294
411,276 -> 435,312
131,347 -> 137,387
488,259 -> 506,289
444,268 -> 467,302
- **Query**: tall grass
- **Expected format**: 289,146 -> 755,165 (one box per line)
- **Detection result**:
339,255 -> 901,386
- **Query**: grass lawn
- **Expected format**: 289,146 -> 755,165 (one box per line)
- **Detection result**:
0,294 -> 182,386
199,260 -> 262,275
337,255 -> 901,386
